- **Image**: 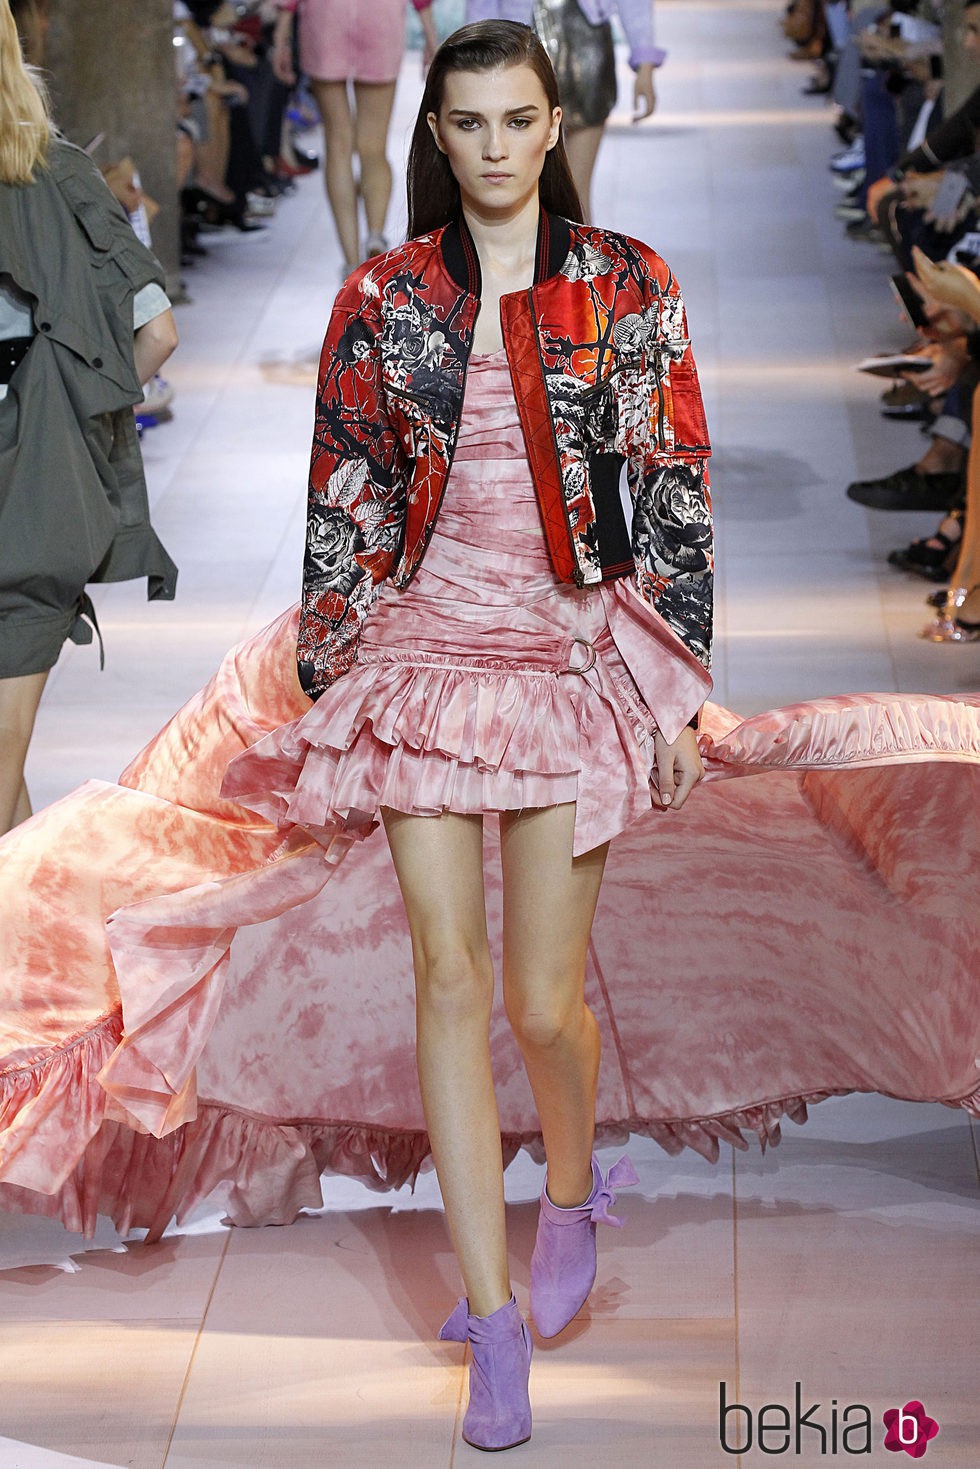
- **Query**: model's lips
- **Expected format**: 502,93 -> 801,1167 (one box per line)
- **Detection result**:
481,172 -> 512,182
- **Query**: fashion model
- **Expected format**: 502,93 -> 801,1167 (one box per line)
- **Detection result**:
0,0 -> 178,835
1,12 -> 979,1460
274,19 -> 708,1448
272,0 -> 439,274
466,0 -> 666,218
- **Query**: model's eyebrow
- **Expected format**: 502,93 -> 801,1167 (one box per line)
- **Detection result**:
446,104 -> 541,118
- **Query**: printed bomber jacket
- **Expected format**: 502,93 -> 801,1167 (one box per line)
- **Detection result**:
297,209 -> 713,699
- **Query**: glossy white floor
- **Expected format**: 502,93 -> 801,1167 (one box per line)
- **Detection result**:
4,2 -> 978,1465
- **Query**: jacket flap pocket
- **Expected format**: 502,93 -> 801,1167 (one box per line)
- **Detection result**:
59,174 -> 114,255
669,361 -> 711,454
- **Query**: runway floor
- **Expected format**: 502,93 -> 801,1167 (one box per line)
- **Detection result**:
2,0 -> 978,1464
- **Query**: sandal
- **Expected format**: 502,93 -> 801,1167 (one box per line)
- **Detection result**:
919,586 -> 980,643
887,511 -> 963,582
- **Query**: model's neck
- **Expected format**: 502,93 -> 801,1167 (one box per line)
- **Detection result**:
461,193 -> 540,276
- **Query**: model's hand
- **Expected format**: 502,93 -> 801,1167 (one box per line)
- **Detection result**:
654,726 -> 703,811
272,14 -> 297,86
632,63 -> 656,122
272,41 -> 296,85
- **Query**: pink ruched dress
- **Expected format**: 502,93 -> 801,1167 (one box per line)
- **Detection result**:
287,0 -> 416,85
228,351 -> 684,856
2,345 -> 979,1234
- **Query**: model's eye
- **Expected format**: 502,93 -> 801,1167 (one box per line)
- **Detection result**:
509,117 -> 532,129
455,118 -> 480,130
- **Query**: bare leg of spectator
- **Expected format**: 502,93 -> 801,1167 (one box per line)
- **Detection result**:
0,671 -> 49,836
353,80 -> 397,250
198,90 -> 235,203
311,78 -> 360,271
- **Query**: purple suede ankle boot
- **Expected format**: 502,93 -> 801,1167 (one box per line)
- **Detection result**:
438,1293 -> 532,1451
529,1153 -> 639,1338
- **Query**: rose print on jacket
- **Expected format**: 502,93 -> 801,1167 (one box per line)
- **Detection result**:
298,219 -> 713,697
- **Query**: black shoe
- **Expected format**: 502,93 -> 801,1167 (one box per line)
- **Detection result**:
834,111 -> 859,145
845,215 -> 883,242
846,464 -> 962,511
879,380 -> 932,421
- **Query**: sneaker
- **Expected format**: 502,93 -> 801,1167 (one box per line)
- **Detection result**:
139,374 -> 174,415
835,200 -> 867,221
363,232 -> 388,260
846,464 -> 963,511
830,140 -> 865,173
246,191 -> 276,219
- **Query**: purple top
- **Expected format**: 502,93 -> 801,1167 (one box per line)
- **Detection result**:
464,0 -> 666,69
277,0 -> 432,10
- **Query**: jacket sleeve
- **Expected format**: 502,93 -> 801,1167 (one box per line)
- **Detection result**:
613,0 -> 668,67
897,84 -> 980,175
630,264 -> 713,672
297,281 -> 408,699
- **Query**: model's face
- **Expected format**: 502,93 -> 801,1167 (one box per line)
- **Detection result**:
427,63 -> 561,220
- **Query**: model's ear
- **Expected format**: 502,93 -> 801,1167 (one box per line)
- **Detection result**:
546,105 -> 562,152
427,111 -> 447,155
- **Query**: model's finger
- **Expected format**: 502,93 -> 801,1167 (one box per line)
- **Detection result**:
657,757 -> 675,808
670,765 -> 700,811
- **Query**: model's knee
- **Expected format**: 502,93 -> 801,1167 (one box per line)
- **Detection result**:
358,143 -> 390,177
507,986 -> 586,1052
414,942 -> 493,1023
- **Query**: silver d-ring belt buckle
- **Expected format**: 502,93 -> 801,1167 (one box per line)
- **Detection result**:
567,637 -> 597,675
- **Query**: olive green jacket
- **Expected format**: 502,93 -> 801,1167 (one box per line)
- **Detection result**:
0,140 -> 177,676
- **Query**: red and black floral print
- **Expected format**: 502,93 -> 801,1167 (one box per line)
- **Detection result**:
298,214 -> 712,698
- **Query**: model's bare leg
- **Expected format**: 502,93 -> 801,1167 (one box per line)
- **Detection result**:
352,80 -> 397,246
0,670 -> 49,835
563,124 -> 605,225
499,803 -> 607,1207
310,78 -> 360,268
382,808 -> 510,1318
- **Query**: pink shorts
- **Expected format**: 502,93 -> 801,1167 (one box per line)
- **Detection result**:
295,0 -> 408,84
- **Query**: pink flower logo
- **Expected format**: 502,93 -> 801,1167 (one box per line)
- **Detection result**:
883,1401 -> 940,1457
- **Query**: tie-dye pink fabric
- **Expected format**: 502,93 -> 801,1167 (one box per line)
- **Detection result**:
0,596 -> 977,1238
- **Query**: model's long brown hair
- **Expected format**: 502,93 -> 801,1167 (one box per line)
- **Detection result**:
0,0 -> 51,184
406,20 -> 583,238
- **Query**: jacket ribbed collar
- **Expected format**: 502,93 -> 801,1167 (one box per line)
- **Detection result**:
439,209 -> 572,296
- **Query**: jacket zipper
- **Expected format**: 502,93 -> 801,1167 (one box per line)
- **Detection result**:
654,365 -> 667,453
528,288 -> 586,588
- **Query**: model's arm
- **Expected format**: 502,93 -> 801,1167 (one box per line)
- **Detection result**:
609,0 -> 666,120
629,265 -> 713,677
412,0 -> 439,66
298,289 -> 409,699
271,3 -> 297,85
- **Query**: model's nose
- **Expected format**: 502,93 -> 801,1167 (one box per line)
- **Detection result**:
483,125 -> 507,161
